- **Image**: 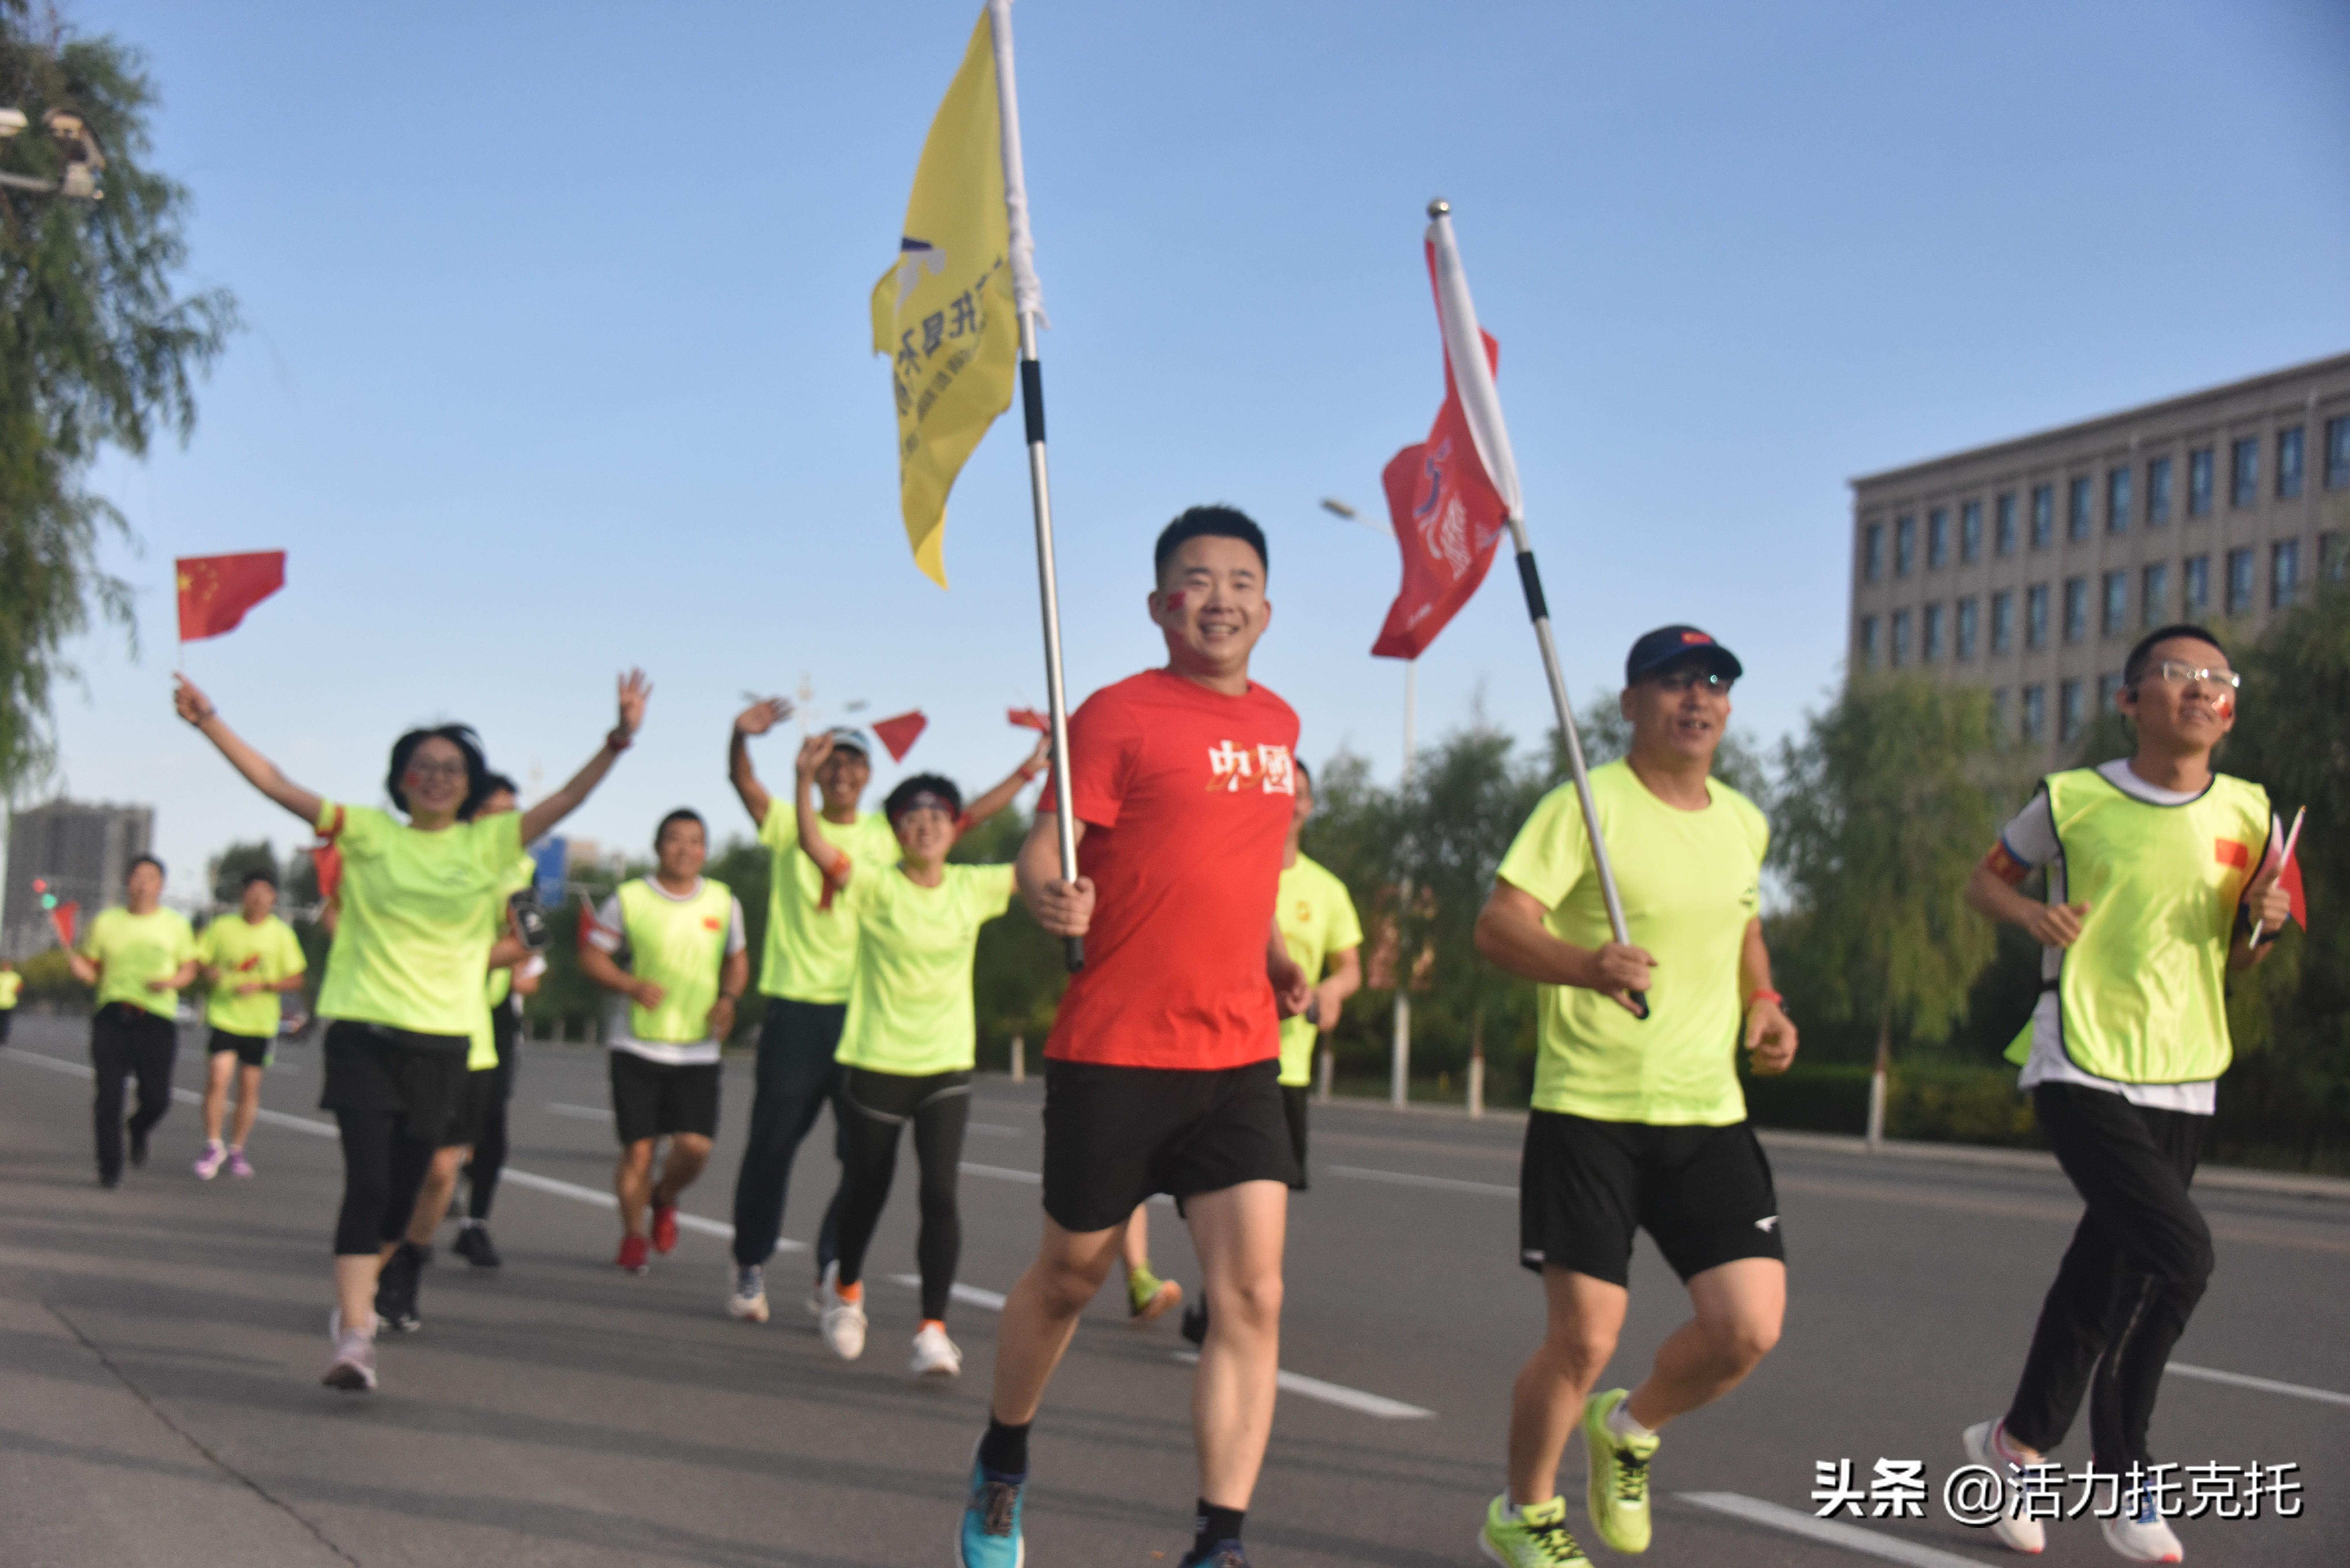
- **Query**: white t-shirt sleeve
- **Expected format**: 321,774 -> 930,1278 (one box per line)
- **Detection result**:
724,897 -> 747,955
587,893 -> 626,954
1998,788 -> 2059,870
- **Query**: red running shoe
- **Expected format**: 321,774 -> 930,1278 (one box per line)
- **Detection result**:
616,1234 -> 650,1274
651,1204 -> 679,1254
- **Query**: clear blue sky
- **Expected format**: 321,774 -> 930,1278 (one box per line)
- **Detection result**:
32,0 -> 2350,892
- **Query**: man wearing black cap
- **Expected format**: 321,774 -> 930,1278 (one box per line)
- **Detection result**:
723,703 -> 1046,1324
1470,625 -> 1799,1568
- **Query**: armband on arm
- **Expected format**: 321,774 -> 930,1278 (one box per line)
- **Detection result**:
1983,841 -> 2030,886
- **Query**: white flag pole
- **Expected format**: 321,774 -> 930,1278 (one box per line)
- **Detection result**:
1424,197 -> 1646,1018
989,0 -> 1081,970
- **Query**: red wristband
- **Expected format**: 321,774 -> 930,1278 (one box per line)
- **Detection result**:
1746,988 -> 1784,1009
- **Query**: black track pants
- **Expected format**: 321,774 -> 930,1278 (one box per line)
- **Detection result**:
91,1006 -> 178,1181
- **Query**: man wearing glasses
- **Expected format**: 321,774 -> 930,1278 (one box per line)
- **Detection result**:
1961,623 -> 2291,1564
1471,626 -> 1798,1568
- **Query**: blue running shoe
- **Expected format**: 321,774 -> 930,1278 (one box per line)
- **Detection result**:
958,1450 -> 1025,1567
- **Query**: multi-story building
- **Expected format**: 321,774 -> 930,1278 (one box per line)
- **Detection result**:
1848,352 -> 2350,759
2,798 -> 155,959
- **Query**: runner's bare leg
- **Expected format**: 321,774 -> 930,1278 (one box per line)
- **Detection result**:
989,1219 -> 1124,1423
1185,1179 -> 1288,1508
1624,1257 -> 1784,1430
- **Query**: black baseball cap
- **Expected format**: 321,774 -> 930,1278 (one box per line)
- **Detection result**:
1625,625 -> 1743,685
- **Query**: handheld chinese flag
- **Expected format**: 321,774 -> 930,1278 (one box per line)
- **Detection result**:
50,900 -> 78,949
870,710 -> 929,762
872,1 -> 1042,588
177,552 -> 286,642
1370,305 -> 1511,660
307,843 -> 342,904
1007,706 -> 1049,732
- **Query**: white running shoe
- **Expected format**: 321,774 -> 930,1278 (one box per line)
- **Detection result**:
728,1264 -> 769,1323
910,1323 -> 962,1378
2100,1501 -> 2182,1563
806,1257 -> 840,1318
820,1296 -> 868,1361
322,1309 -> 377,1392
193,1140 -> 227,1180
1962,1419 -> 2047,1554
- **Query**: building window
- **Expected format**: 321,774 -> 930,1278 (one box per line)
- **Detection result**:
2027,584 -> 2049,648
2021,684 -> 2046,740
2068,477 -> 2093,540
2188,447 -> 2214,516
2272,539 -> 2300,608
1960,500 -> 1982,562
1991,687 -> 2010,732
2107,467 -> 2131,533
2059,680 -> 2084,743
1996,493 -> 2018,554
1956,597 -> 1978,660
2230,437 -> 2258,508
2031,484 -> 2055,547
1990,591 -> 2014,652
2102,570 -> 2127,637
2098,672 -> 2123,717
2327,416 -> 2350,490
1895,515 -> 1915,575
2183,553 -> 2210,614
2063,577 -> 2089,643
2277,426 -> 2303,500
1864,522 -> 1883,581
2141,562 -> 2168,627
2147,456 -> 2172,524
1927,509 -> 1949,569
1891,609 -> 1912,667
2324,531 -> 2347,583
1858,615 -> 1879,667
2226,547 -> 2255,614
1923,602 -> 1944,661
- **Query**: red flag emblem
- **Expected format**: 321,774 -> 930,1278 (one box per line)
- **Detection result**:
871,710 -> 927,762
176,552 -> 286,642
50,900 -> 78,949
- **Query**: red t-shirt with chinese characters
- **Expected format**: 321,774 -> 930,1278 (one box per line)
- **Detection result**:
1040,668 -> 1301,1070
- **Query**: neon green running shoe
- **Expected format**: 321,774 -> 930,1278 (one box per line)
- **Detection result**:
1581,1389 -> 1660,1553
1478,1493 -> 1590,1567
1126,1265 -> 1182,1322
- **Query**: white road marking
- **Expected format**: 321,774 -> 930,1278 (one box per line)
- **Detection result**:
958,1161 -> 1041,1184
1171,1349 -> 1433,1421
0,1045 -> 803,1250
888,1274 -> 1007,1311
543,1101 -> 615,1122
1679,1493 -> 1998,1568
1329,1163 -> 1516,1199
2169,1361 -> 2350,1407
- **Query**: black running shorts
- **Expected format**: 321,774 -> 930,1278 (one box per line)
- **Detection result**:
609,1051 -> 721,1145
1518,1110 -> 1785,1286
1041,1057 -> 1298,1234
208,1027 -> 271,1069
317,1021 -> 471,1147
444,1059 -> 514,1149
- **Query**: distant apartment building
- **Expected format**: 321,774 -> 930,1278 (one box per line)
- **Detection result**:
2,798 -> 155,959
1848,353 -> 2350,759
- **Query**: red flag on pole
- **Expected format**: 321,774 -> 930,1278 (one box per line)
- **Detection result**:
1007,706 -> 1049,732
1370,259 -> 1510,660
50,900 -> 78,949
307,843 -> 342,904
177,552 -> 286,642
871,710 -> 928,762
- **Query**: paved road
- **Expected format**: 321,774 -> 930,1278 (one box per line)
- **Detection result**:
2,1011 -> 2343,1567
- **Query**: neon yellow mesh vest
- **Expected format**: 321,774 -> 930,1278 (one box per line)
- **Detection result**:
616,878 -> 733,1043
2046,767 -> 2269,1084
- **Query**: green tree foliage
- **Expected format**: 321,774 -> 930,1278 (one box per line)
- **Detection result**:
1770,676 -> 2021,1111
951,807 -> 1065,1068
0,2 -> 236,796
205,837 -> 278,905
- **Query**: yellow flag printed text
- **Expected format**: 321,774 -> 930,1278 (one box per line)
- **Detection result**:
872,6 -> 1019,589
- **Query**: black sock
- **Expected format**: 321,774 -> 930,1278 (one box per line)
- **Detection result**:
1194,1499 -> 1244,1556
978,1413 -> 1030,1479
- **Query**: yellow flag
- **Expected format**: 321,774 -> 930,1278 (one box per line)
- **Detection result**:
873,6 -> 1021,588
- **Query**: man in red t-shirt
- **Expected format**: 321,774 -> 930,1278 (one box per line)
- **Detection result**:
958,506 -> 1311,1568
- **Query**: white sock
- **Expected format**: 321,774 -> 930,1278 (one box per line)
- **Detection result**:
1606,1399 -> 1657,1443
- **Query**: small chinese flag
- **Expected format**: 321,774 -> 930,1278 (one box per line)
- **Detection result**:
50,900 -> 78,949
2282,856 -> 2307,930
177,551 -> 286,642
307,843 -> 343,903
871,710 -> 928,762
1008,707 -> 1050,732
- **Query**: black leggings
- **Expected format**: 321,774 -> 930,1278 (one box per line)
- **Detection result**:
832,1067 -> 970,1322
91,1005 -> 178,1180
333,1108 -> 439,1257
2004,1083 -> 2214,1468
465,1010 -> 518,1220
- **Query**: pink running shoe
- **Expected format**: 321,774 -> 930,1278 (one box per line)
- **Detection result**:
193,1141 -> 227,1180
226,1148 -> 256,1178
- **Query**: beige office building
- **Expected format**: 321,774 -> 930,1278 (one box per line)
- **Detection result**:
1847,352 -> 2350,758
